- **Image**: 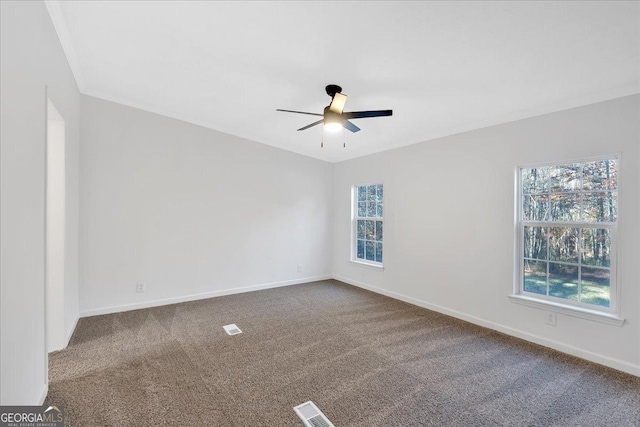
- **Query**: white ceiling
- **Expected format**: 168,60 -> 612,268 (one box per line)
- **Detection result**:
46,1 -> 639,163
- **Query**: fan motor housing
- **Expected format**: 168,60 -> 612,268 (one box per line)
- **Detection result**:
325,84 -> 342,98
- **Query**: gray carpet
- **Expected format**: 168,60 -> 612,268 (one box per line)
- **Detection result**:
46,280 -> 640,426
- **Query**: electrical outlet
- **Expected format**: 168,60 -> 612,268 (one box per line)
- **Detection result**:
545,312 -> 556,326
297,265 -> 302,273
136,282 -> 145,293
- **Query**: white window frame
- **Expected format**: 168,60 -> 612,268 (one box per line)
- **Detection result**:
510,154 -> 624,326
351,184 -> 384,270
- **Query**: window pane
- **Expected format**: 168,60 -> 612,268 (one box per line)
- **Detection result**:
358,186 -> 367,201
367,185 -> 377,201
376,185 -> 383,202
522,194 -> 549,221
550,164 -> 580,192
357,239 -> 364,259
375,221 -> 383,242
357,220 -> 365,239
581,228 -> 611,267
549,193 -> 580,221
524,226 -> 546,260
365,220 -> 375,240
583,159 -> 617,191
549,263 -> 579,301
522,167 -> 549,194
365,241 -> 375,261
366,202 -> 376,217
549,227 -> 579,264
583,192 -> 617,222
376,203 -> 383,217
375,242 -> 383,263
358,202 -> 366,217
581,267 -> 610,308
524,260 -> 547,295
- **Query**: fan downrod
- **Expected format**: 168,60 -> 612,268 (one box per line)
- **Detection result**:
325,84 -> 342,98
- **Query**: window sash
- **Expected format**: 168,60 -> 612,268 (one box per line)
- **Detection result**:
518,222 -> 617,312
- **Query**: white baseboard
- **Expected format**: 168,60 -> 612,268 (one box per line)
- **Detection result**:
65,314 -> 79,347
79,275 -> 332,318
37,383 -> 48,405
333,275 -> 640,377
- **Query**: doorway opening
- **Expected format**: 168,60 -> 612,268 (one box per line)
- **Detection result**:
46,98 -> 66,353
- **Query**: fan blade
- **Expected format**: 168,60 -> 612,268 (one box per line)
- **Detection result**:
343,120 -> 361,133
276,109 -> 323,117
329,93 -> 347,114
342,110 -> 393,119
297,119 -> 323,131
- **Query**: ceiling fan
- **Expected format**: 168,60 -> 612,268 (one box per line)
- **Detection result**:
277,84 -> 392,133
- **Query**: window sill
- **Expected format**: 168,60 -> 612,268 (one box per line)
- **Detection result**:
350,259 -> 385,271
509,294 -> 625,327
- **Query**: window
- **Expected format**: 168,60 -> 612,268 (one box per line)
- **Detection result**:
352,184 -> 383,266
516,156 -> 618,314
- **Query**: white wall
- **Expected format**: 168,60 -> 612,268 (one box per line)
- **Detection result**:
79,96 -> 333,315
1,0 -> 80,404
333,95 -> 640,375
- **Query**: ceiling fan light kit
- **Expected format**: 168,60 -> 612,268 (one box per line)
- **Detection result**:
277,84 -> 393,147
323,109 -> 343,133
